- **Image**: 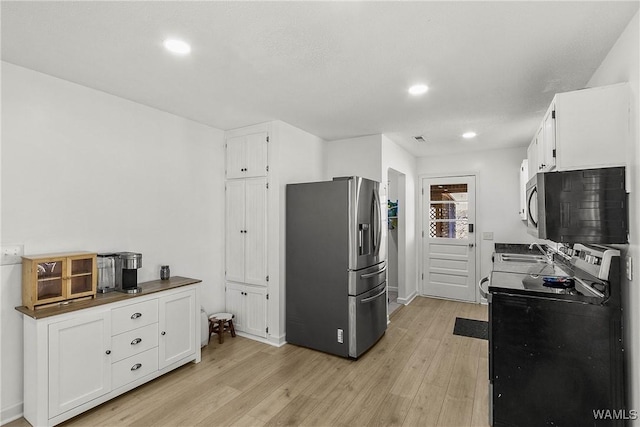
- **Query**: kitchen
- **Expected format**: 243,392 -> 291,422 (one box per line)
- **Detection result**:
1,2 -> 639,426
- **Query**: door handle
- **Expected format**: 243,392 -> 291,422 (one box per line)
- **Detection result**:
361,288 -> 387,303
361,264 -> 387,279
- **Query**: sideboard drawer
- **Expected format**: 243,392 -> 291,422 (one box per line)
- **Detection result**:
111,323 -> 158,363
112,299 -> 158,335
111,347 -> 158,390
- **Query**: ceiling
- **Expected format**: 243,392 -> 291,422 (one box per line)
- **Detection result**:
2,1 -> 638,157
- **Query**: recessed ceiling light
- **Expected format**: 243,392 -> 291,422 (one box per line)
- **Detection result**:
163,39 -> 191,55
462,131 -> 477,139
408,84 -> 429,96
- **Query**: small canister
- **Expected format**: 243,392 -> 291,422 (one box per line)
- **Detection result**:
160,265 -> 170,280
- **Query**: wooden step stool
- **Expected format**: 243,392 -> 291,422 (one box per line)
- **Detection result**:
208,312 -> 236,344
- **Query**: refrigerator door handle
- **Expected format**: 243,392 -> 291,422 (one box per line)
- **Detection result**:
360,264 -> 387,279
372,189 -> 382,255
360,288 -> 387,303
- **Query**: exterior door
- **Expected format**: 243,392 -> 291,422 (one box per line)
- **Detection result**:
421,176 -> 476,302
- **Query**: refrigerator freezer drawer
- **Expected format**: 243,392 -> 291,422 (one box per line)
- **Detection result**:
348,282 -> 387,358
348,261 -> 387,296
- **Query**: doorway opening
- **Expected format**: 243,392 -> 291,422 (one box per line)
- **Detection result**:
387,168 -> 406,316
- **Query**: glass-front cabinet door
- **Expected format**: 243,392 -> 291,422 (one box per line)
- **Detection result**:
35,257 -> 66,305
68,255 -> 96,297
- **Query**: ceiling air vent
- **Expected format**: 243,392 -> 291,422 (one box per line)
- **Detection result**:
414,136 -> 426,143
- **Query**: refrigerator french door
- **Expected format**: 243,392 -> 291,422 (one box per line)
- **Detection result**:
286,176 -> 387,358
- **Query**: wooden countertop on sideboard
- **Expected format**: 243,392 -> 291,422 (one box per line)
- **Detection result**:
16,276 -> 202,319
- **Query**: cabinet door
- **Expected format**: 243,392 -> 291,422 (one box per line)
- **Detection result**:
67,254 -> 97,298
244,132 -> 268,178
244,286 -> 267,338
226,180 -> 246,283
225,283 -> 245,332
32,257 -> 67,306
526,138 -> 537,181
535,127 -> 547,172
542,103 -> 556,171
158,290 -> 196,369
244,178 -> 267,286
49,312 -> 111,418
519,159 -> 528,220
226,135 -> 246,179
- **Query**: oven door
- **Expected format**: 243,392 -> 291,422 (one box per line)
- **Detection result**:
526,176 -> 539,238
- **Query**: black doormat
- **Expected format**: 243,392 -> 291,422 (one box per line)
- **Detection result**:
453,317 -> 488,340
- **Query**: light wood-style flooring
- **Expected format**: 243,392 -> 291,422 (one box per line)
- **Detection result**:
9,297 -> 489,427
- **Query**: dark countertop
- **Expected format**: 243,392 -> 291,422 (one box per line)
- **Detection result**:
494,243 -> 547,255
16,276 -> 201,319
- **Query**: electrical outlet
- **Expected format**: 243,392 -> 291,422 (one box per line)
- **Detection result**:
482,232 -> 494,241
1,244 -> 24,265
337,328 -> 343,344
626,256 -> 633,281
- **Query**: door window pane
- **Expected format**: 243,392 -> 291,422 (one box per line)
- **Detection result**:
429,183 -> 469,239
430,184 -> 468,202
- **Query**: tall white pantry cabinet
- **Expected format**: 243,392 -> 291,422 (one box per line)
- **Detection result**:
225,126 -> 269,339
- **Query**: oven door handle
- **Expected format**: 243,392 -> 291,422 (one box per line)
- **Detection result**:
479,276 -> 490,299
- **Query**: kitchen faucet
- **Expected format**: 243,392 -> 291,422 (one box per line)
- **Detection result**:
530,242 -> 553,262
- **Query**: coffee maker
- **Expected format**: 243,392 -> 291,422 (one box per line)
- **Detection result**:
115,252 -> 142,293
97,253 -> 118,293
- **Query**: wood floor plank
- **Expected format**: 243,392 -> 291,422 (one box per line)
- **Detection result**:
9,297 -> 491,427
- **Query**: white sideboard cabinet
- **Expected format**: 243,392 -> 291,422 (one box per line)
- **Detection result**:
19,279 -> 200,427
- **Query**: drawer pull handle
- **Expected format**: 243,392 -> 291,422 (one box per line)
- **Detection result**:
106,350 -> 111,355
161,331 -> 166,336
131,313 -> 142,319
131,363 -> 142,371
131,338 -> 142,346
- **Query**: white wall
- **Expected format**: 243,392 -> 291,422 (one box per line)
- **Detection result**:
324,134 -> 382,182
416,146 -> 531,296
0,62 -> 225,423
269,120 -> 325,343
382,136 -> 417,303
586,11 -> 640,421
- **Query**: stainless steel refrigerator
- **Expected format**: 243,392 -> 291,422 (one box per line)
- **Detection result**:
286,176 -> 387,358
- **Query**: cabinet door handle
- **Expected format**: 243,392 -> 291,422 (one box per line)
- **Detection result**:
131,338 -> 142,346
106,350 -> 111,355
161,331 -> 166,336
131,363 -> 142,371
131,312 -> 142,319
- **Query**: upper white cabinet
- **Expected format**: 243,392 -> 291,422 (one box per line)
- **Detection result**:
225,178 -> 268,287
527,83 -> 629,175
519,159 -> 528,220
226,131 -> 268,179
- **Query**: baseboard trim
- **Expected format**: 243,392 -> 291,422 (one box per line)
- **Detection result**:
235,331 -> 286,347
398,291 -> 417,305
1,402 -> 23,426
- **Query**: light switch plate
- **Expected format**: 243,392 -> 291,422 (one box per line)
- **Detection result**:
482,232 -> 494,241
1,244 -> 24,265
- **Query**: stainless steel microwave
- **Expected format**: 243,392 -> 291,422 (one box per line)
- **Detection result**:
526,167 -> 627,243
